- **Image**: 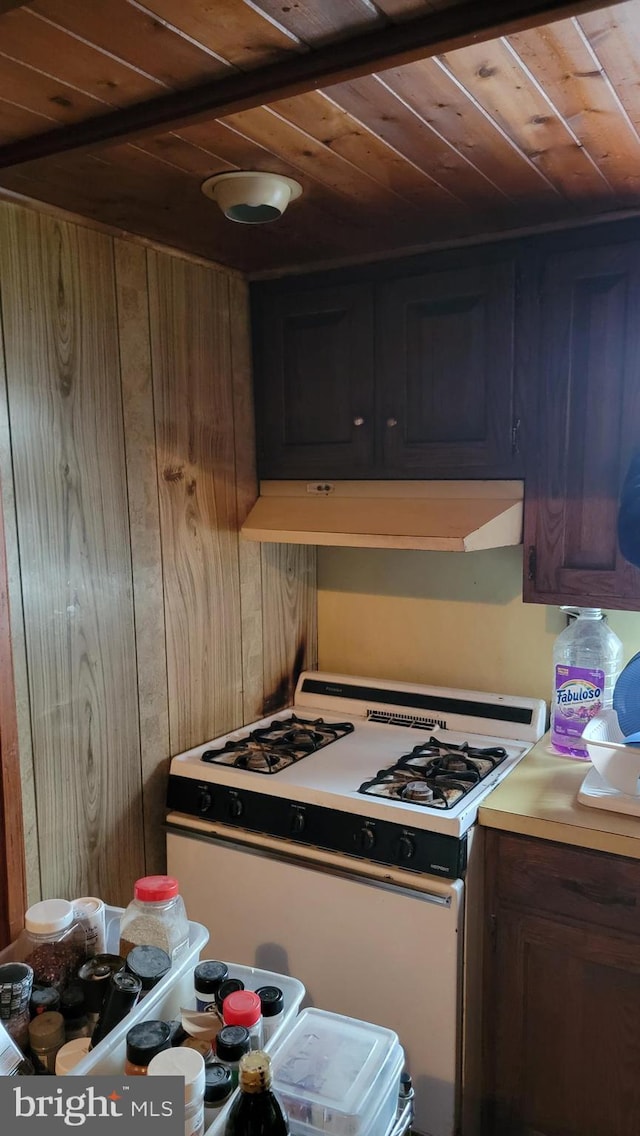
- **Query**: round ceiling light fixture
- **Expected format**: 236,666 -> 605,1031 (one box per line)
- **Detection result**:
201,170 -> 303,224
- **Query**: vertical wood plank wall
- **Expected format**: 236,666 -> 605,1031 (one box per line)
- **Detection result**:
0,202 -> 317,907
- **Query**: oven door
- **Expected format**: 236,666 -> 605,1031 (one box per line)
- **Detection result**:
167,821 -> 463,1136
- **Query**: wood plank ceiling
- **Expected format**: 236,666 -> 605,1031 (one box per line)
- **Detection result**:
0,0 -> 639,273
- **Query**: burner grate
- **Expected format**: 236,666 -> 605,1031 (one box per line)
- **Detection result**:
201,715 -> 354,774
358,737 -> 507,810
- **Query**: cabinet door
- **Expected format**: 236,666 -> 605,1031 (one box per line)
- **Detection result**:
485,906 -> 640,1136
254,284 -> 374,478
376,261 -> 518,475
524,244 -> 640,608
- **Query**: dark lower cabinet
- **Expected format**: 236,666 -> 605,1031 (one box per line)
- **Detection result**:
523,241 -> 640,609
483,830 -> 640,1136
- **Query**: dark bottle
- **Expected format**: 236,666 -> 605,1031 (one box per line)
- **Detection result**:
90,971 -> 141,1048
224,1051 -> 289,1136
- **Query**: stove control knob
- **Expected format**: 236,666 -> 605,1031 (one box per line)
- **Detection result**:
290,808 -> 306,835
355,825 -> 376,853
228,795 -> 244,820
396,835 -> 416,863
197,788 -> 213,815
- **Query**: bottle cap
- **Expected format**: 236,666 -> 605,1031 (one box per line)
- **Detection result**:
28,1010 -> 65,1049
25,899 -> 74,935
238,1050 -> 273,1093
147,1046 -> 205,1106
255,986 -> 284,1018
126,945 -> 171,990
223,990 -> 261,1028
55,1037 -> 91,1075
204,1062 -> 233,1105
194,961 -> 228,995
215,1025 -> 251,1063
215,977 -> 245,1012
126,1020 -> 172,1068
134,876 -> 179,902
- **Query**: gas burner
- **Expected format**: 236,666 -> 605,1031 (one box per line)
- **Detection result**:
358,735 -> 508,810
201,715 -> 354,774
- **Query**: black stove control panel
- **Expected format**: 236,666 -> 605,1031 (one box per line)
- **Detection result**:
167,775 -> 467,880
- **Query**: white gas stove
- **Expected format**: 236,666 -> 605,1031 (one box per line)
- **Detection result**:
167,671 -> 546,879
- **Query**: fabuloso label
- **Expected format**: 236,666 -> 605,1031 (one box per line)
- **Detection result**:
552,664 -> 604,757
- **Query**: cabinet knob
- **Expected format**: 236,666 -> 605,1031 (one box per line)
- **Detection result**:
386,417 -> 398,428
353,416 -> 365,427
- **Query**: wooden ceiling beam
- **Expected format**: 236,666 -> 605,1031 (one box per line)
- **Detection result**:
0,1 -> 32,11
0,0 -> 622,170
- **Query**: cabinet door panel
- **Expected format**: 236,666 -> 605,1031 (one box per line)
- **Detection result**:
524,244 -> 640,607
254,284 -> 374,477
487,908 -> 640,1136
377,261 -> 517,475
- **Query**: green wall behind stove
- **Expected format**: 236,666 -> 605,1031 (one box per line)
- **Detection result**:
317,546 -> 640,705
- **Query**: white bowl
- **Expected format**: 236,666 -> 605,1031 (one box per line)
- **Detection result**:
582,710 -> 640,796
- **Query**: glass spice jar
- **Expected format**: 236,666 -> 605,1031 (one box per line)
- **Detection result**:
119,877 -> 189,963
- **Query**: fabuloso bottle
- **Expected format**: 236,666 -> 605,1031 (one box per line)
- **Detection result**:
550,607 -> 623,759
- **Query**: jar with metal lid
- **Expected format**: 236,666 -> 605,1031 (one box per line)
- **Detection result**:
125,1020 -> 172,1075
28,1010 -> 66,1073
215,1025 -> 251,1088
20,899 -> 87,990
222,990 -> 263,1051
148,1046 -> 206,1136
119,876 -> 189,963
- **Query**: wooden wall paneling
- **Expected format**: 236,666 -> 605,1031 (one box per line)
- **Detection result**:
508,19 -> 640,197
229,273 -> 264,724
29,0 -> 232,88
261,544 -> 317,715
114,238 -> 170,876
147,251 -> 243,752
0,481 -> 26,946
0,206 -> 145,904
440,37 -> 614,200
0,236 -> 39,906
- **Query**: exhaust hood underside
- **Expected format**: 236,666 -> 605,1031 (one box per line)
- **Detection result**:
240,480 -> 524,552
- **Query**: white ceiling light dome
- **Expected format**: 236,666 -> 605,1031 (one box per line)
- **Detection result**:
201,170 -> 303,224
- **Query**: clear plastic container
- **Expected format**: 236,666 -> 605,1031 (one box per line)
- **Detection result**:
19,899 -> 87,990
120,876 -> 189,963
270,1008 -> 404,1136
550,607 -> 624,759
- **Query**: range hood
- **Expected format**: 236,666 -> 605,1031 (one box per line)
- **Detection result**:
240,480 -> 524,552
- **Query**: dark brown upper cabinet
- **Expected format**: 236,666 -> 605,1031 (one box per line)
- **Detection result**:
252,253 -> 520,480
523,240 -> 640,610
376,262 -> 517,476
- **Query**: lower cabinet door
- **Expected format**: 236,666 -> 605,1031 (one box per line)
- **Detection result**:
485,906 -> 640,1136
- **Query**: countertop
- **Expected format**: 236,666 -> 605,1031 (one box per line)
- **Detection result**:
478,734 -> 640,859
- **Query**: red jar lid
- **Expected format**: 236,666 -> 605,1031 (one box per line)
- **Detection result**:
134,875 -> 179,902
223,990 -> 261,1028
